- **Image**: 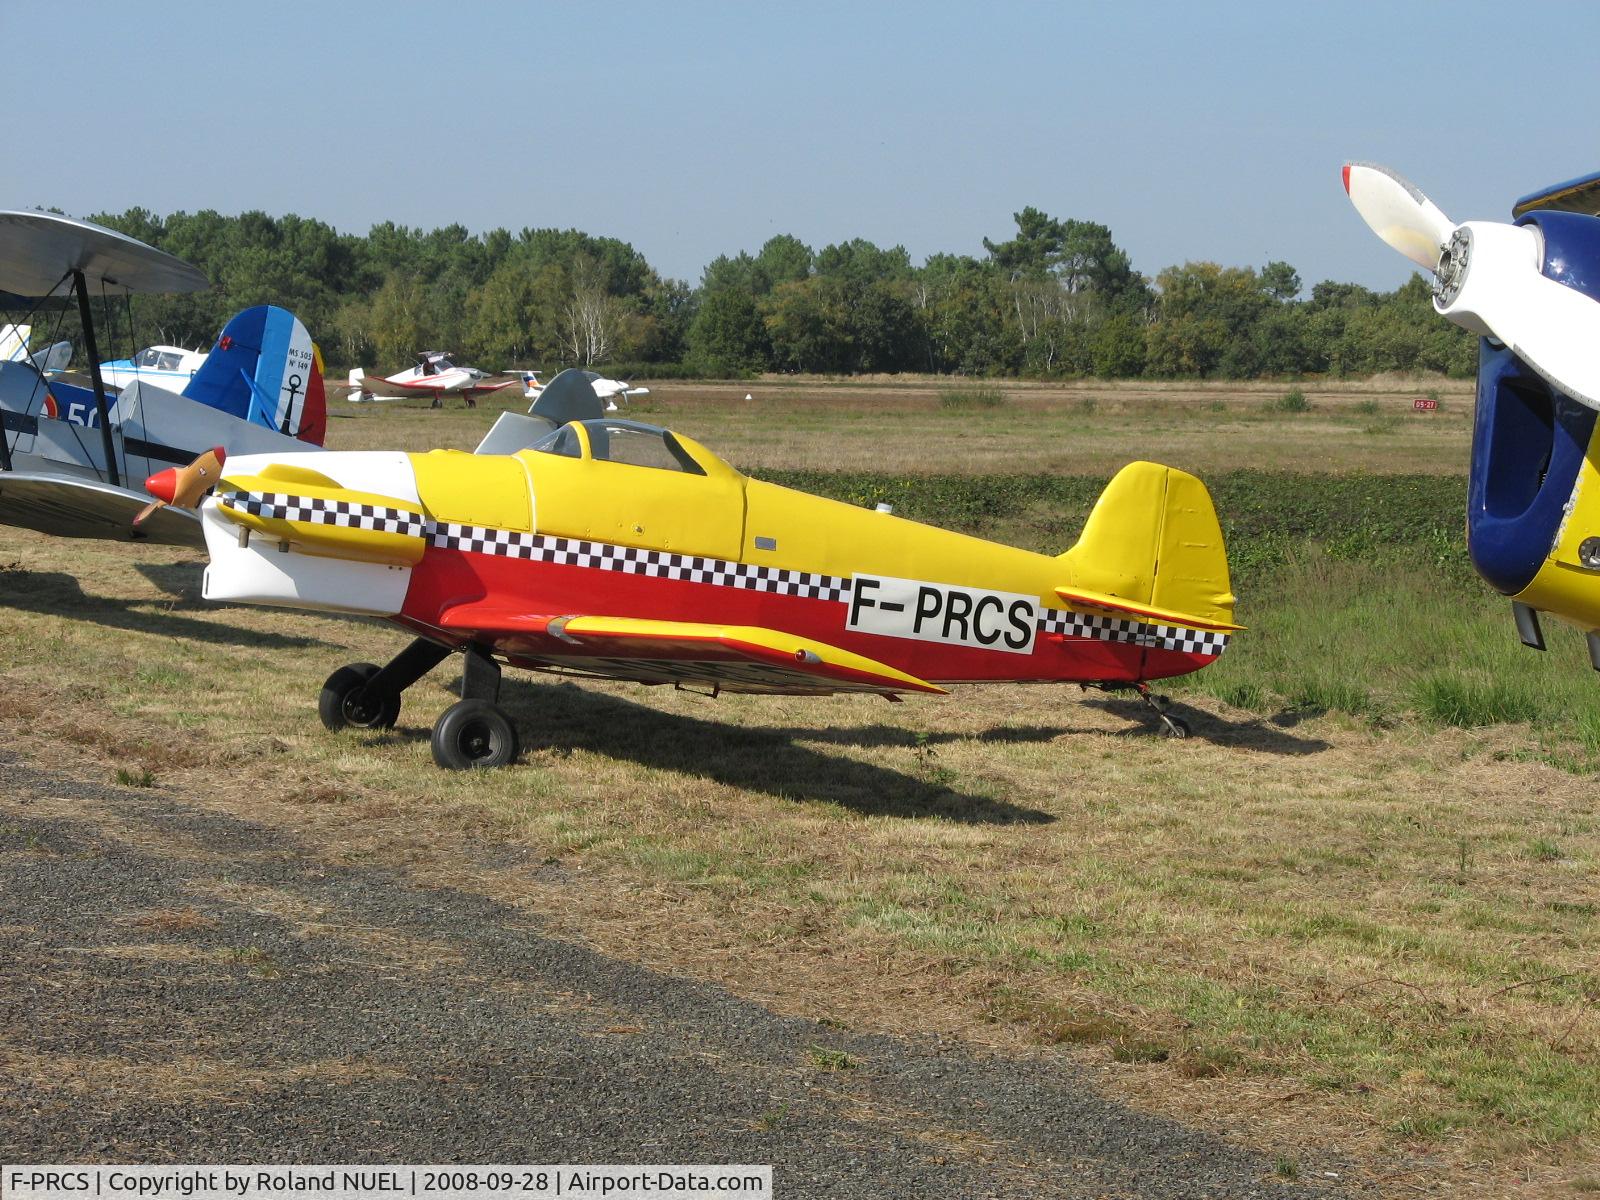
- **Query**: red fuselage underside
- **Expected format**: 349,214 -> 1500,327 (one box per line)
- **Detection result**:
395,544 -> 1217,686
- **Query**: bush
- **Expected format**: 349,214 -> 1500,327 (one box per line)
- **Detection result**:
938,385 -> 1006,410
1265,389 -> 1310,413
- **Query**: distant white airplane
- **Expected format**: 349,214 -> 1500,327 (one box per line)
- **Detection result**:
347,351 -> 519,407
523,369 -> 649,413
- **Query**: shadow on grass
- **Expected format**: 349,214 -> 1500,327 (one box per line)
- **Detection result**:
130,560 -> 208,601
0,567 -> 334,651
495,679 -> 1055,825
1082,695 -> 1332,756
766,722 -> 1072,750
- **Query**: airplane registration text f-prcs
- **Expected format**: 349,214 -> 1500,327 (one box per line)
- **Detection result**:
848,574 -> 1038,655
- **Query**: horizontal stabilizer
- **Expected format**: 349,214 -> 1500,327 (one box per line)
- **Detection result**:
1054,585 -> 1244,632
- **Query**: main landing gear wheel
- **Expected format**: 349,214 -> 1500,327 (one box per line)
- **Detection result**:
319,662 -> 401,731
431,699 -> 519,770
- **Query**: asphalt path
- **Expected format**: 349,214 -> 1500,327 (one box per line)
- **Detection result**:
0,753 -> 1367,1198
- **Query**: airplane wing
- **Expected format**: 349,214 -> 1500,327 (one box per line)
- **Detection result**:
0,469 -> 204,547
435,607 -> 945,695
461,378 -> 521,398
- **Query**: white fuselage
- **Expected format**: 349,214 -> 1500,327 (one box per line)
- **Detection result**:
100,345 -> 206,392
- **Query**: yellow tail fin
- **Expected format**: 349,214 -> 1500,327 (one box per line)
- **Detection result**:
1057,461 -> 1237,629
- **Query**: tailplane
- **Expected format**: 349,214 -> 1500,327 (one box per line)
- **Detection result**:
182,306 -> 327,446
1057,461 -> 1237,631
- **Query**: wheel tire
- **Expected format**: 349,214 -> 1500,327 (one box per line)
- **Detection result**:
319,663 -> 401,732
1160,716 -> 1190,740
431,699 -> 519,770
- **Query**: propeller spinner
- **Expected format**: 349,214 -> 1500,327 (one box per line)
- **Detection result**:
135,446 -> 227,527
1343,162 -> 1600,409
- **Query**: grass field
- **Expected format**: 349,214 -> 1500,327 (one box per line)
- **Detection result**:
3,375 -> 1596,1194
334,373 -> 1477,476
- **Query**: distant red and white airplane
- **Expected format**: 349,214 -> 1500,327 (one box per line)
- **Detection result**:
347,351 -> 519,408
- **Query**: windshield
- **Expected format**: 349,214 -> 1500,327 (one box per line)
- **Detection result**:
529,419 -> 704,474
529,424 -> 582,458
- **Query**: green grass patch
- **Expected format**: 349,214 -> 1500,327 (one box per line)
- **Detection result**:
1265,388 -> 1310,413
1412,674 -> 1540,728
937,384 -> 1006,409
805,1045 -> 859,1071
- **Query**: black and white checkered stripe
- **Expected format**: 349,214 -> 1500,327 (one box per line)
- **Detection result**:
219,490 -> 427,538
1037,608 -> 1229,656
429,523 -> 851,603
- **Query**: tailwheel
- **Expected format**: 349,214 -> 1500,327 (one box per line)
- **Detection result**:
431,699 -> 519,770
1134,682 -> 1189,740
319,662 -> 401,731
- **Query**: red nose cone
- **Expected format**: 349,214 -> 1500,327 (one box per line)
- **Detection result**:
211,446 -> 226,467
1341,163 -> 1351,194
145,467 -> 178,505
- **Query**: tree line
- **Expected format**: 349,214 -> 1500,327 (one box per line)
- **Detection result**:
77,204 -> 1473,379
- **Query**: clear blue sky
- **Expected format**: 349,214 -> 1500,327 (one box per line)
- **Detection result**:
12,0 -> 1599,294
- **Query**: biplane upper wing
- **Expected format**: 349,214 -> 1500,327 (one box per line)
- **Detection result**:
435,606 -> 946,695
1512,169 -> 1600,219
0,469 -> 204,546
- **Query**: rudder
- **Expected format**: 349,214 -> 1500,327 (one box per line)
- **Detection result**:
182,306 -> 326,445
1057,461 -> 1236,629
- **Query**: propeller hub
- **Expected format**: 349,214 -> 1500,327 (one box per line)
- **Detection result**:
1434,228 -> 1471,308
144,467 -> 178,505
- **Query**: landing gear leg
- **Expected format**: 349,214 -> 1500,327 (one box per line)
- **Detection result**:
1136,682 -> 1189,739
319,637 -> 451,732
431,643 -> 519,769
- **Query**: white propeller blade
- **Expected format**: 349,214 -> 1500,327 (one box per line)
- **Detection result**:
1343,162 -> 1454,270
1344,161 -> 1600,410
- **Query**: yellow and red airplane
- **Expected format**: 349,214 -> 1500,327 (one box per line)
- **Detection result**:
157,372 -> 1239,768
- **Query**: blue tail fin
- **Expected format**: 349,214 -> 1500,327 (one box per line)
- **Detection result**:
182,306 -> 326,445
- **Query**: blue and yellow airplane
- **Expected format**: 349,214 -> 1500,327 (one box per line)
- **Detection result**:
1345,162 -> 1600,661
147,370 -> 1239,768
